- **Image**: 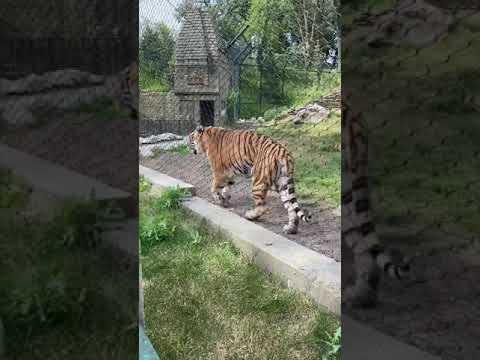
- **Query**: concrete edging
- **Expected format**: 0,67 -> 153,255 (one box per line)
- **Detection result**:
140,166 -> 341,315
343,315 -> 441,360
140,165 -> 195,195
0,144 -> 131,202
0,144 -> 137,260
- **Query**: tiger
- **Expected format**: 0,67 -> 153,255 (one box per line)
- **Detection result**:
342,99 -> 411,308
105,61 -> 139,119
188,126 -> 311,234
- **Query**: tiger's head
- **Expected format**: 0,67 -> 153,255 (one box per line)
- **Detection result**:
188,125 -> 206,155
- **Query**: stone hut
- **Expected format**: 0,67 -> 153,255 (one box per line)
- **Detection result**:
173,3 -> 231,127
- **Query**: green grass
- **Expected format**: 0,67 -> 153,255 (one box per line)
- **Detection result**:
258,110 -> 341,207
152,144 -> 191,158
287,71 -> 341,109
73,96 -> 130,120
140,175 -> 152,193
343,5 -> 480,242
140,73 -> 170,92
168,144 -> 190,156
141,187 -> 340,359
239,70 -> 340,120
0,172 -> 137,359
368,110 -> 480,236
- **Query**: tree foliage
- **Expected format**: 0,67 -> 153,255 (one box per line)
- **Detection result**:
139,22 -> 175,90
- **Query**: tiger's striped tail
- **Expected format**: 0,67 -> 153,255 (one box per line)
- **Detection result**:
278,157 -> 311,234
375,248 -> 411,280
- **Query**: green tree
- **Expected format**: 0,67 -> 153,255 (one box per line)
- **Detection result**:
139,22 -> 175,91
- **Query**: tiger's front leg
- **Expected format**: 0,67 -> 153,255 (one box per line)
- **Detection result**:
211,175 -> 233,207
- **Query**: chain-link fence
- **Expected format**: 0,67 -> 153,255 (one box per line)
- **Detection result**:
342,1 -> 480,359
139,0 -> 341,259
0,37 -> 135,79
0,0 -> 137,78
139,0 -> 339,136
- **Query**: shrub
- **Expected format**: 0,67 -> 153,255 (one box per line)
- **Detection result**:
140,176 -> 152,193
46,194 -> 125,249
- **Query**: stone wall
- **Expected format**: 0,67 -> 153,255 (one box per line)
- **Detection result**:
140,91 -> 196,136
140,91 -> 177,121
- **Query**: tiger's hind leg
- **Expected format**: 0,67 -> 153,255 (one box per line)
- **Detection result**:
277,177 -> 300,234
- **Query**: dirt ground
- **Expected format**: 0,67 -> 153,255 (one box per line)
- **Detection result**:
343,226 -> 480,360
141,152 -> 341,262
1,111 -> 139,214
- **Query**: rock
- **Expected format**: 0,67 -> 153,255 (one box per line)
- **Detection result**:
293,104 -> 329,124
139,133 -> 185,145
1,106 -> 36,126
0,69 -> 104,96
366,0 -> 455,49
307,107 -> 330,123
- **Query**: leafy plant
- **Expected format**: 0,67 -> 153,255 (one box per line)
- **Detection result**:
0,168 -> 30,209
140,215 -> 177,251
140,176 -> 152,193
152,188 -> 189,211
46,191 -> 125,249
7,272 -> 88,325
322,326 -> 341,360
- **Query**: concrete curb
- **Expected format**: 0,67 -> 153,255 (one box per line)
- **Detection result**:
139,165 -> 195,195
343,315 -> 440,360
1,144 -> 137,261
185,197 -> 341,315
140,166 -> 340,315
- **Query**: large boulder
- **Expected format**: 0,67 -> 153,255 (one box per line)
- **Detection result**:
293,103 -> 330,124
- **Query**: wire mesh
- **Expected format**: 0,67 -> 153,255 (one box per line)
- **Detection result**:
342,1 -> 480,359
139,0 -> 341,259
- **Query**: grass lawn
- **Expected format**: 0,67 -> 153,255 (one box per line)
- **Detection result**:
140,185 -> 340,359
343,6 -> 480,239
73,96 -> 131,120
258,110 -> 341,207
0,169 -> 137,359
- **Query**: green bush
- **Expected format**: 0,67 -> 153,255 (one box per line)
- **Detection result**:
152,188 -> 189,211
139,176 -> 152,193
46,194 -> 125,249
140,215 -> 177,251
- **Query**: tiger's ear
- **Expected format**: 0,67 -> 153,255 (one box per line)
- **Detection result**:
196,125 -> 204,134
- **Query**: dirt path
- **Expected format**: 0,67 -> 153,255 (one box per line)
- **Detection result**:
1,112 -> 139,214
343,228 -> 480,360
141,152 -> 341,262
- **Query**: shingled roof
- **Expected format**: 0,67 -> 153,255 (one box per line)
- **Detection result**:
176,6 -> 221,64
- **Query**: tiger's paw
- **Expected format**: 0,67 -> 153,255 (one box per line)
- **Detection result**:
343,285 -> 378,309
282,225 -> 298,234
244,210 -> 259,221
212,193 -> 227,207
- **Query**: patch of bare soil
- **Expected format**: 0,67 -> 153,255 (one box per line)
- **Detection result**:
343,226 -> 480,359
1,112 -> 138,214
